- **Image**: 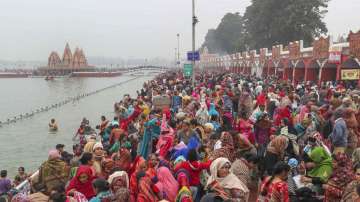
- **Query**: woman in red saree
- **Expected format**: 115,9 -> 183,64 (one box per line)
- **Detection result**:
258,162 -> 290,202
129,156 -> 147,202
112,147 -> 131,173
137,174 -> 159,202
66,166 -> 96,200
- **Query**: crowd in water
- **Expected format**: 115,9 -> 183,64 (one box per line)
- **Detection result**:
0,77 -> 141,127
2,70 -> 360,202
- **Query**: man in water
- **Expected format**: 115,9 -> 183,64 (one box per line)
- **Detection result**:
49,118 -> 58,131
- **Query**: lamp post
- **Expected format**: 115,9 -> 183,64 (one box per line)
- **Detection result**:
177,33 -> 180,68
191,0 -> 198,87
175,48 -> 177,66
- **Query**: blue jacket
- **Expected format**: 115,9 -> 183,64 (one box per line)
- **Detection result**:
330,118 -> 348,147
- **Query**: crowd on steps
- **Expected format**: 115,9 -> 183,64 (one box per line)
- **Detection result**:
1,70 -> 360,202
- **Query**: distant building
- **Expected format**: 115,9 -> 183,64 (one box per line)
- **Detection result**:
48,43 -> 88,68
37,43 -> 94,75
199,47 -> 219,69
199,29 -> 360,83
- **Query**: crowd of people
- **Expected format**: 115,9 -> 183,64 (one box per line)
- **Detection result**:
1,70 -> 360,202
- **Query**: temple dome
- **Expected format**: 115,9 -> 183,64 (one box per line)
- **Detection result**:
62,43 -> 73,66
48,51 -> 61,68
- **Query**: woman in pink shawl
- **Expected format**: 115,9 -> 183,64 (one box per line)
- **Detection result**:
156,114 -> 175,158
155,167 -> 179,202
235,110 -> 255,144
192,90 -> 200,102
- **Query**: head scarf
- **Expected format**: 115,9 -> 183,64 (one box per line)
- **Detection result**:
175,169 -> 190,188
206,158 -> 249,198
308,147 -> 333,182
93,142 -> 103,151
66,165 -> 96,200
196,103 -> 209,125
101,159 -> 114,178
128,156 -> 146,177
155,167 -> 179,202
288,158 -> 298,169
235,133 -> 254,152
175,186 -> 193,202
109,171 -> 130,202
204,123 -> 214,131
266,136 -> 289,157
108,171 -> 129,189
210,132 -> 235,162
83,139 -> 96,153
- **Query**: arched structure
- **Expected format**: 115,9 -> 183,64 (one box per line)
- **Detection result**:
48,52 -> 61,68
199,29 -> 360,83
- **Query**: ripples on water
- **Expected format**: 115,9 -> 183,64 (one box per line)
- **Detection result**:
0,75 -> 153,176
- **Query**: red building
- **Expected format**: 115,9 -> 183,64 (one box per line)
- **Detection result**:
200,30 -> 360,83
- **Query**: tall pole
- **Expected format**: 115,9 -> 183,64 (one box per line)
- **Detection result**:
192,0 -> 196,87
177,34 -> 180,68
175,48 -> 177,66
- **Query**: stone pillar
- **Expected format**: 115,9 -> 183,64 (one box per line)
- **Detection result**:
304,60 -> 311,82
336,64 -> 341,81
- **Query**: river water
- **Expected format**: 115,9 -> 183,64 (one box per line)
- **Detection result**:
0,74 -> 154,177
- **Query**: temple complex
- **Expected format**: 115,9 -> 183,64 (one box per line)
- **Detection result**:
199,30 -> 360,84
47,43 -> 88,68
37,43 -> 94,76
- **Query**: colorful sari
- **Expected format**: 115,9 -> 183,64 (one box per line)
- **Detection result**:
175,186 -> 193,202
112,148 -> 131,173
307,147 -> 333,182
155,167 -> 179,202
259,178 -> 289,202
137,176 -> 159,202
139,118 -> 160,159
129,156 -> 146,202
324,153 -> 354,202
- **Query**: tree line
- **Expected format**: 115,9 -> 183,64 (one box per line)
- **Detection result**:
201,0 -> 330,54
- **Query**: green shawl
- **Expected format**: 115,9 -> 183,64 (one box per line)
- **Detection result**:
308,147 -> 333,182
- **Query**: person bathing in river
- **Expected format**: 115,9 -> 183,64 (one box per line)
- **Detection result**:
49,118 -> 58,131
73,124 -> 86,146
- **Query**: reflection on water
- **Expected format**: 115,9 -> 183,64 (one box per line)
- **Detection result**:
0,75 -> 153,176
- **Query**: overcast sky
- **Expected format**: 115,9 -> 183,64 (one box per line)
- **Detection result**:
0,0 -> 359,61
